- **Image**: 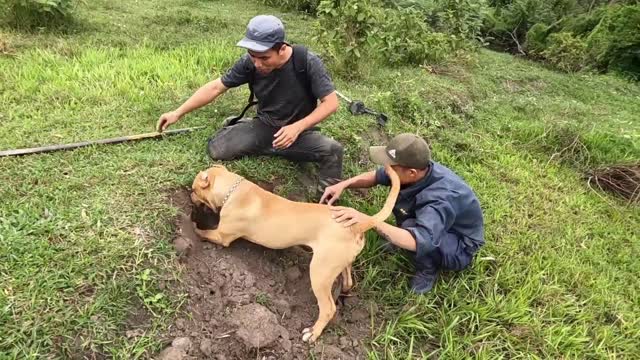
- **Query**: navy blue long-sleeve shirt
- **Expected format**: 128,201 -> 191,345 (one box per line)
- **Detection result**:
375,162 -> 484,259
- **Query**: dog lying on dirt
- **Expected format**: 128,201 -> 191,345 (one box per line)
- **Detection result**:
189,164 -> 400,343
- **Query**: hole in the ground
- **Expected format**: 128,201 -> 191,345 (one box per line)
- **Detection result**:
135,182 -> 381,358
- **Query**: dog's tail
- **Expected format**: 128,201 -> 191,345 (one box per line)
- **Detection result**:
356,164 -> 401,233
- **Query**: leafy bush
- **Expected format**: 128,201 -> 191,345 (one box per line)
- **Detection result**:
314,0 -> 382,77
1,0 -> 82,29
483,0 -> 640,78
542,32 -> 588,72
314,0 -> 480,75
525,22 -> 550,54
375,6 -> 458,66
391,0 -> 489,42
585,4 -> 640,79
258,0 -> 320,13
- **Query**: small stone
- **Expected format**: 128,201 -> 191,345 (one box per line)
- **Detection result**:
230,303 -> 288,348
316,344 -> 349,360
285,266 -> 302,282
200,339 -> 213,356
171,337 -> 192,352
215,354 -> 227,360
280,336 -> 293,352
339,336 -> 350,349
125,329 -> 144,338
175,318 -> 186,330
272,299 -> 291,317
157,346 -> 185,360
349,308 -> 369,323
173,236 -> 192,256
243,272 -> 256,288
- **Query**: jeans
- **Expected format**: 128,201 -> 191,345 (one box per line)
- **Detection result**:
207,118 -> 343,189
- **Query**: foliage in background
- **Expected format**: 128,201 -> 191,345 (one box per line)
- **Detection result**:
312,0 -> 485,76
0,0 -> 83,29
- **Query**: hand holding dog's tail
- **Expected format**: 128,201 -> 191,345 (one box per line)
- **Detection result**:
356,164 -> 400,233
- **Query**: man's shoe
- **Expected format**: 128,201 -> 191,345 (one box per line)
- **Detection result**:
410,268 -> 438,294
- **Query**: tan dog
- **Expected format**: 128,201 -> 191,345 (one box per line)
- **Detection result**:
190,164 -> 400,343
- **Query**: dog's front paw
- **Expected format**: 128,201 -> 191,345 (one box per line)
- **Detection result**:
194,228 -> 224,245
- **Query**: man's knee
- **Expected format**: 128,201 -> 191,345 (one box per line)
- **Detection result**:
326,138 -> 344,158
207,136 -> 236,161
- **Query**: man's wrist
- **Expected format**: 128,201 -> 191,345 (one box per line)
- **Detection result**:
294,118 -> 310,132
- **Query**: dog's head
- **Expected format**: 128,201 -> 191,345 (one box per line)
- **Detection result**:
190,164 -> 229,212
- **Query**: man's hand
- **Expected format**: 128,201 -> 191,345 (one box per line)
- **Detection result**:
157,111 -> 181,132
319,183 -> 347,205
273,123 -> 303,149
330,206 -> 371,228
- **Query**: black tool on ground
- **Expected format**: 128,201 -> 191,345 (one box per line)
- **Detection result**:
335,90 -> 388,127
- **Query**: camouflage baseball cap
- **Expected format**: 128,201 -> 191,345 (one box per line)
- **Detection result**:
369,133 -> 431,169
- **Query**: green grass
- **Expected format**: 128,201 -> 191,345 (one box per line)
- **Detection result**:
1,0 -> 639,358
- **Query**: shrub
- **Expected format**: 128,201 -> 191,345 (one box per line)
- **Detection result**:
585,4 -> 640,79
0,0 -> 82,29
525,22 -> 550,54
258,0 -> 320,13
391,0 -> 489,42
314,0 -> 383,76
375,6 -> 457,66
542,32 -> 588,72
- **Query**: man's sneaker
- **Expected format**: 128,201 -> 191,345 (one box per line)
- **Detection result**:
410,268 -> 438,294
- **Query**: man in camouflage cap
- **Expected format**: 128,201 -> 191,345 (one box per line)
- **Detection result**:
320,133 -> 485,294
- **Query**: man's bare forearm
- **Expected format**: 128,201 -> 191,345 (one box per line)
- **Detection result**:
175,78 -> 228,117
375,221 -> 417,251
342,171 -> 377,189
296,92 -> 339,131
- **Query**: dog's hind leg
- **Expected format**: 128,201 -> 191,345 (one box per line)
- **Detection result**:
302,255 -> 343,343
341,265 -> 354,293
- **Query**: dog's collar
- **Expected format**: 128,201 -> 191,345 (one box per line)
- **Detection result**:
221,177 -> 244,207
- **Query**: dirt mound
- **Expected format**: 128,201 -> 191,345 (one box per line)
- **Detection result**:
149,185 -> 376,359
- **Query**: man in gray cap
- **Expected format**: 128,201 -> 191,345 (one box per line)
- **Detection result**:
320,133 -> 485,294
158,15 -> 342,194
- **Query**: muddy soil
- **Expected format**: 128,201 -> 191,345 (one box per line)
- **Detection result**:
144,182 -> 379,360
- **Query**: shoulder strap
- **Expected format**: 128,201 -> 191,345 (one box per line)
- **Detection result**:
292,45 -> 315,101
227,46 -> 314,127
226,60 -> 257,126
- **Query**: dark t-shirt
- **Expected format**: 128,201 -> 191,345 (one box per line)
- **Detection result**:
220,50 -> 335,127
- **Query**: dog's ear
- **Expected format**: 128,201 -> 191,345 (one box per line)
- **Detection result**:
198,171 -> 212,189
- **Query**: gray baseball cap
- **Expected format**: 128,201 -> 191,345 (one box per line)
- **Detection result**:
369,133 -> 431,169
237,15 -> 286,52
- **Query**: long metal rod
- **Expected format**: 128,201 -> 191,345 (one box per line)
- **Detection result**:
0,126 -> 206,158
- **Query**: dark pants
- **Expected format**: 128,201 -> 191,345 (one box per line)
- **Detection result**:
415,231 -> 476,272
207,118 -> 343,189
400,218 -> 477,272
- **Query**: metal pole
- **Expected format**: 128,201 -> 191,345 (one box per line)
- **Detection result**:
0,126 -> 206,158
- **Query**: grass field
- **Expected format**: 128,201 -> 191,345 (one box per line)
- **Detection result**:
1,0 -> 639,358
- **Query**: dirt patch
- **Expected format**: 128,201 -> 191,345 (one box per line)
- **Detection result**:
146,183 -> 376,359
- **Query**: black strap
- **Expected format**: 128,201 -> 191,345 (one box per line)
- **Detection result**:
291,45 -> 312,100
226,45 -> 312,127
